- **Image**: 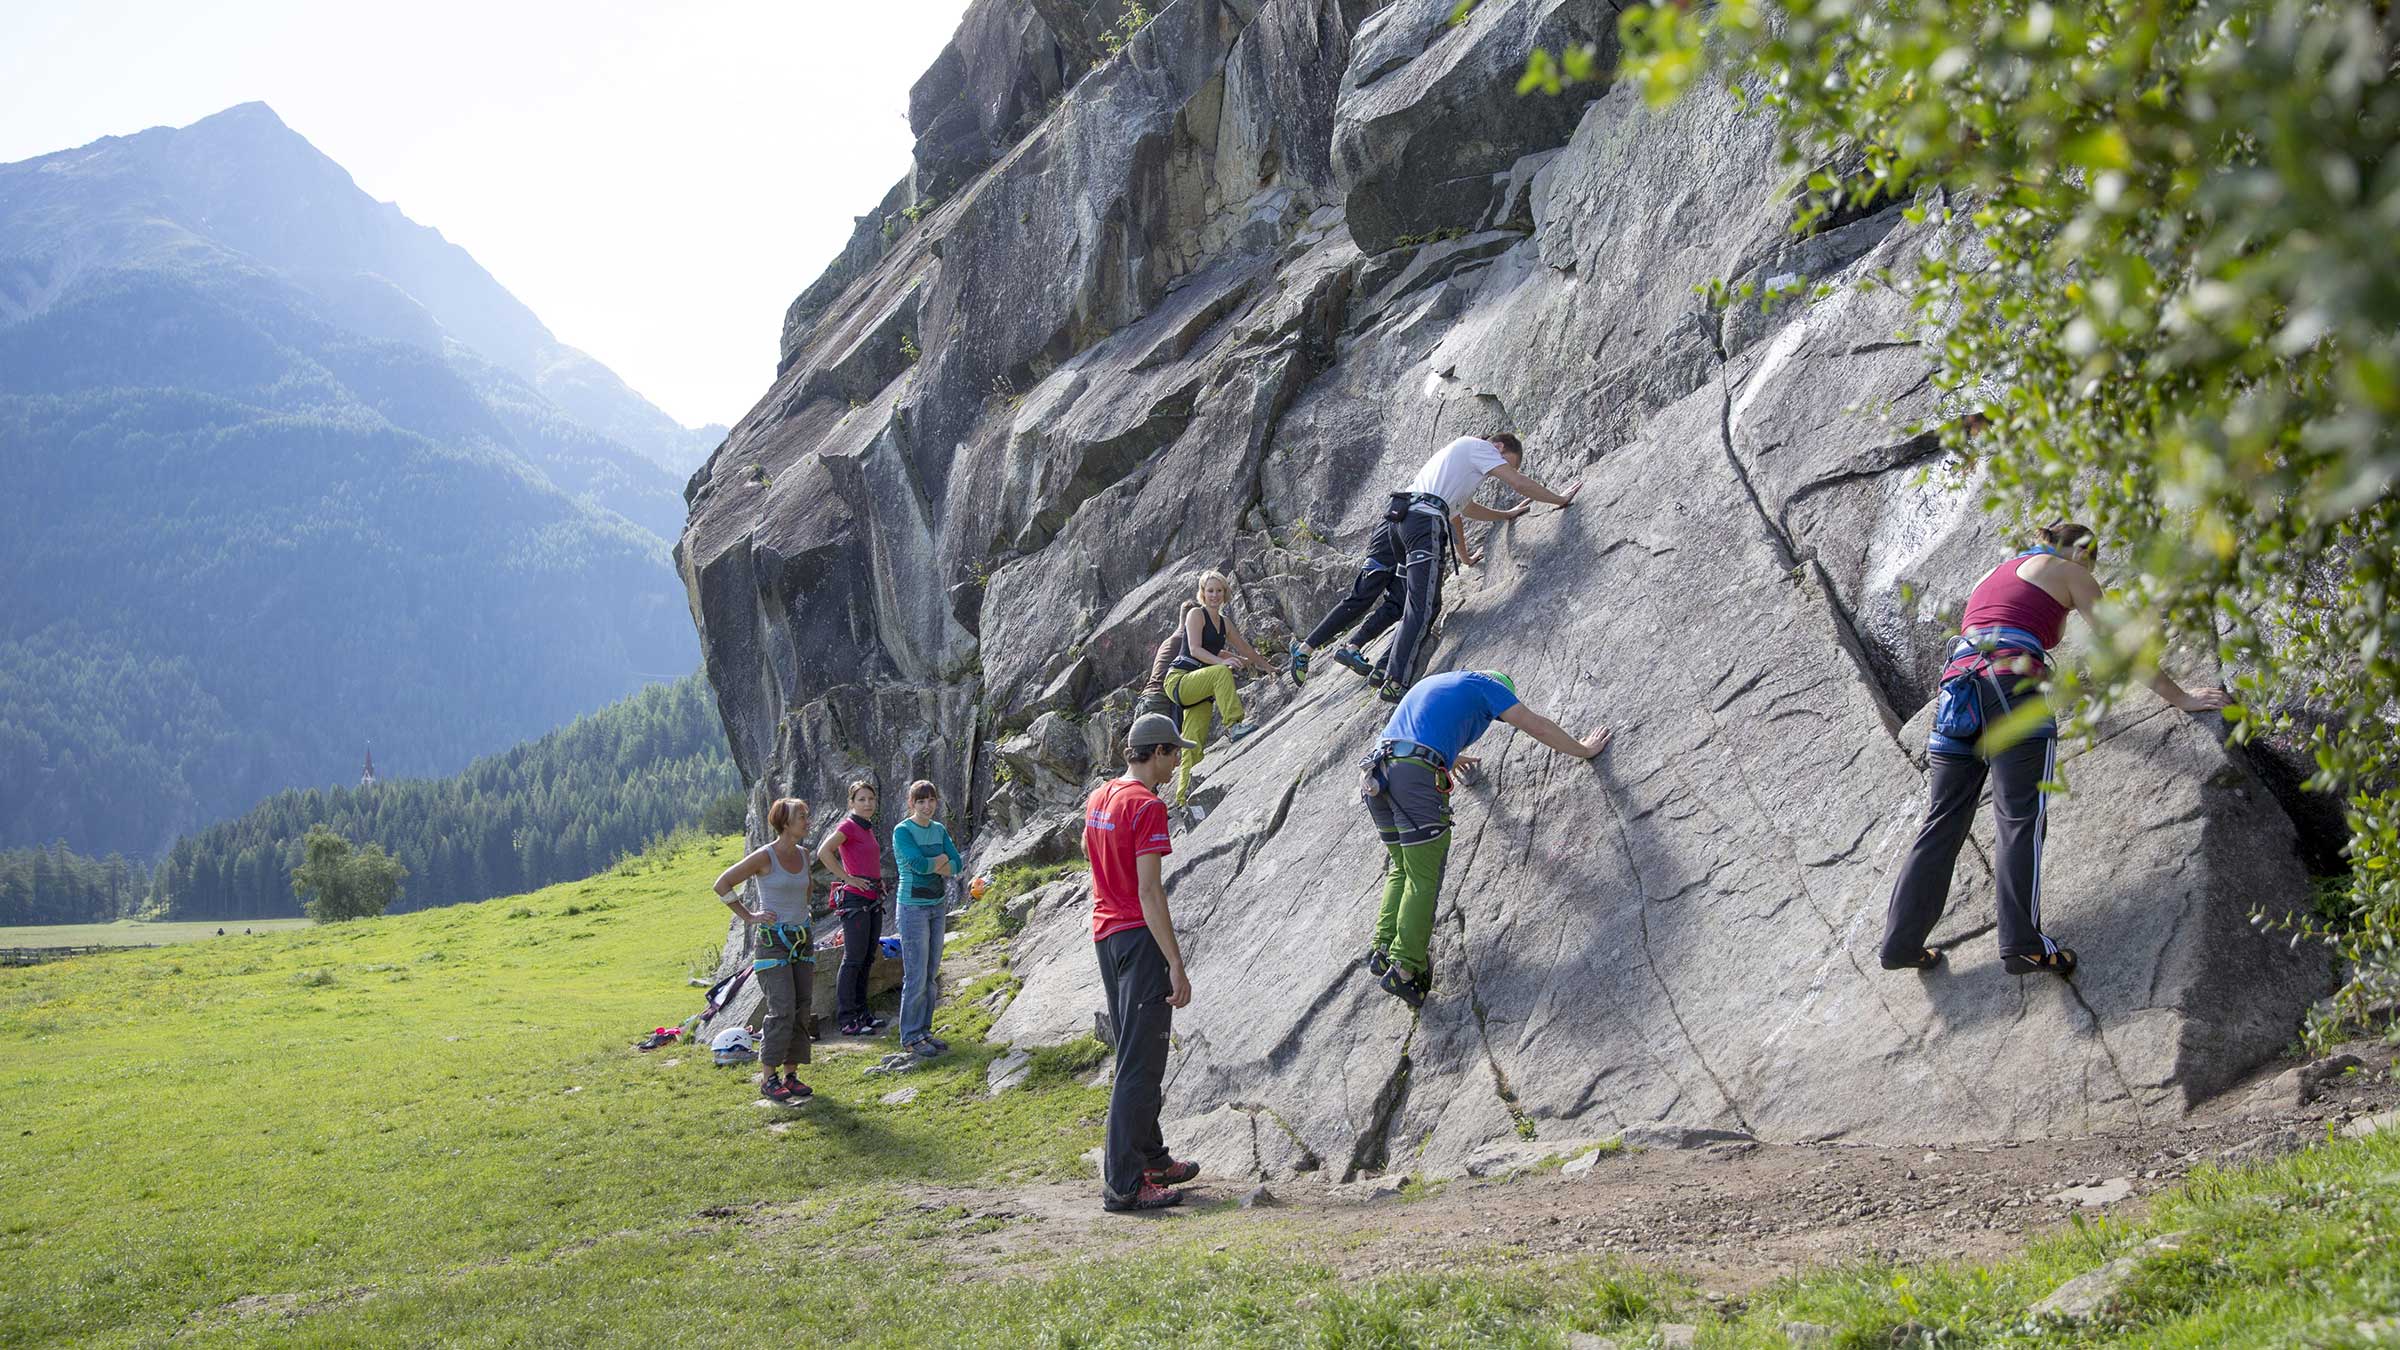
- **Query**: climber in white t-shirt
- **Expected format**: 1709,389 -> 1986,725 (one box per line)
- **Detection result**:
1290,433 -> 1581,701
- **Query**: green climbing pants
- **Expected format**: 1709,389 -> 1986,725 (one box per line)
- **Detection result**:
1162,664 -> 1242,806
1372,835 -> 1452,979
1363,755 -> 1453,979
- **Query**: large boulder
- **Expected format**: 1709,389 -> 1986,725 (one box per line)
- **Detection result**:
683,0 -> 2329,1173
1007,377 -> 2321,1172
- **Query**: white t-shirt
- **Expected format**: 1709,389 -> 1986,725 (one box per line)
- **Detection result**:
1406,437 -> 1509,516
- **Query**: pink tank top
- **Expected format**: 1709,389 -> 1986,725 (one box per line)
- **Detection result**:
832,816 -> 881,893
1959,554 -> 2070,651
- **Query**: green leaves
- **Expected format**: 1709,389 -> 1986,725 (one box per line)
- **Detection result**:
1518,42 -> 1609,97
291,826 -> 407,923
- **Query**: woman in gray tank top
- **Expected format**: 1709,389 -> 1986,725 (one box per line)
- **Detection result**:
713,797 -> 818,1103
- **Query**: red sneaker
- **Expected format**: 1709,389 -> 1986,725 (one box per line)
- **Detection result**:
1102,1182 -> 1185,1213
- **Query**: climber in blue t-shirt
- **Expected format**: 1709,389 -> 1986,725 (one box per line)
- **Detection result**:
1357,670 -> 1613,1008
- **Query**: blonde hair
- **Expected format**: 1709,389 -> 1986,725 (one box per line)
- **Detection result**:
1195,569 -> 1233,605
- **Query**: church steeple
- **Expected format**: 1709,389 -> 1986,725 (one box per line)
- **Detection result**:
360,748 -> 377,789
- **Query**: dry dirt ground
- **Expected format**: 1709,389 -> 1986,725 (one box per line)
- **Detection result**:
724,1039 -> 2400,1295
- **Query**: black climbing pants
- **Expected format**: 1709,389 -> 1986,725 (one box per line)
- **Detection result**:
1304,511 -> 1446,683
1881,680 -> 2060,964
836,899 -> 881,1022
1095,926 -> 1175,1200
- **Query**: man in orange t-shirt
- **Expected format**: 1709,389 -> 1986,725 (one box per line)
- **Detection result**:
1084,712 -> 1198,1213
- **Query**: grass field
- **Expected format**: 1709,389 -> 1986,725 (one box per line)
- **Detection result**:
0,917 -> 313,948
6,833 -> 2399,1347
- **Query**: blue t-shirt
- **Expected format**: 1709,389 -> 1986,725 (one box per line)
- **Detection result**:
1380,672 -> 1520,763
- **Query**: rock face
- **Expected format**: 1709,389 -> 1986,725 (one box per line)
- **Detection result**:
682,0 -> 2329,1174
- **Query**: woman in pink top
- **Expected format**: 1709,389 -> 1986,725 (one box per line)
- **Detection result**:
816,780 -> 889,1036
1880,522 -> 2230,979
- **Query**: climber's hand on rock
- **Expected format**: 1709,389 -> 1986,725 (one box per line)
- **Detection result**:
1579,726 -> 1613,759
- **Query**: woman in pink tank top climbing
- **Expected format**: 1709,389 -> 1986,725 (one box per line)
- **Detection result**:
1879,521 -> 2230,980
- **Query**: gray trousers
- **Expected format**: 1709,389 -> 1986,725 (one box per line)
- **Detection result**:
754,928 -> 815,1067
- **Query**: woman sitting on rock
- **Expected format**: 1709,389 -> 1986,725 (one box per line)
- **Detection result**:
1159,569 -> 1272,810
1880,521 -> 2231,979
712,796 -> 817,1104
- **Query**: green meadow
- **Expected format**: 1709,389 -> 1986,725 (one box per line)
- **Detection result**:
4,833 -> 2397,1347
0,917 -> 313,949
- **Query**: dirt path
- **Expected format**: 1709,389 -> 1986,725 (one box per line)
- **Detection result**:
803,1042 -> 2398,1293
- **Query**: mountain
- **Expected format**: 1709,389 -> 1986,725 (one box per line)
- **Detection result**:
147,671 -> 738,922
0,104 -> 703,857
0,102 -> 712,483
681,0 -> 2328,1171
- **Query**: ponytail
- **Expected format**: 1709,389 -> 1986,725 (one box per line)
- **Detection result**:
2035,520 -> 2096,556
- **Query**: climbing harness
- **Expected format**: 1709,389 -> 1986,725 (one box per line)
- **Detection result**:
1356,739 -> 1454,845
1929,624 -> 2052,751
752,921 -> 812,972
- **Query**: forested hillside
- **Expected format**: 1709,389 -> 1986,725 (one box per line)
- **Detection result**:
0,844 -> 149,928
0,104 -> 705,856
148,673 -> 738,920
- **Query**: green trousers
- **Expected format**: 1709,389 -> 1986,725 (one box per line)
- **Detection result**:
1162,664 -> 1242,806
1373,835 -> 1451,980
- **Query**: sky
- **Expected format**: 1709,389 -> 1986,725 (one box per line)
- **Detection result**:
0,0 -> 971,428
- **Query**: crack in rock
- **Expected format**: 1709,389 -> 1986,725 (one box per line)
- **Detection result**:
1345,1021 -> 1417,1181
1453,908 -> 1532,1141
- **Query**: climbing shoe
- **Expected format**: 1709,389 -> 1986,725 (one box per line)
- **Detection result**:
1379,965 -> 1430,1009
1377,679 -> 1406,704
1333,646 -> 1376,679
1145,1159 -> 1201,1185
1364,947 -> 1391,979
1289,649 -> 1311,684
1225,721 -> 1260,743
1102,1182 -> 1185,1213
760,1074 -> 795,1103
782,1074 -> 813,1100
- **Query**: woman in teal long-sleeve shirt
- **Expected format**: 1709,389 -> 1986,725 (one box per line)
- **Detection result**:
892,780 -> 964,1056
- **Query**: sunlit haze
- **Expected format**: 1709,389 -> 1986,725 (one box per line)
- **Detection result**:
0,0 -> 971,427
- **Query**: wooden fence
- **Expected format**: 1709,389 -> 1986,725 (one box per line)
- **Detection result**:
1,944 -> 151,968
